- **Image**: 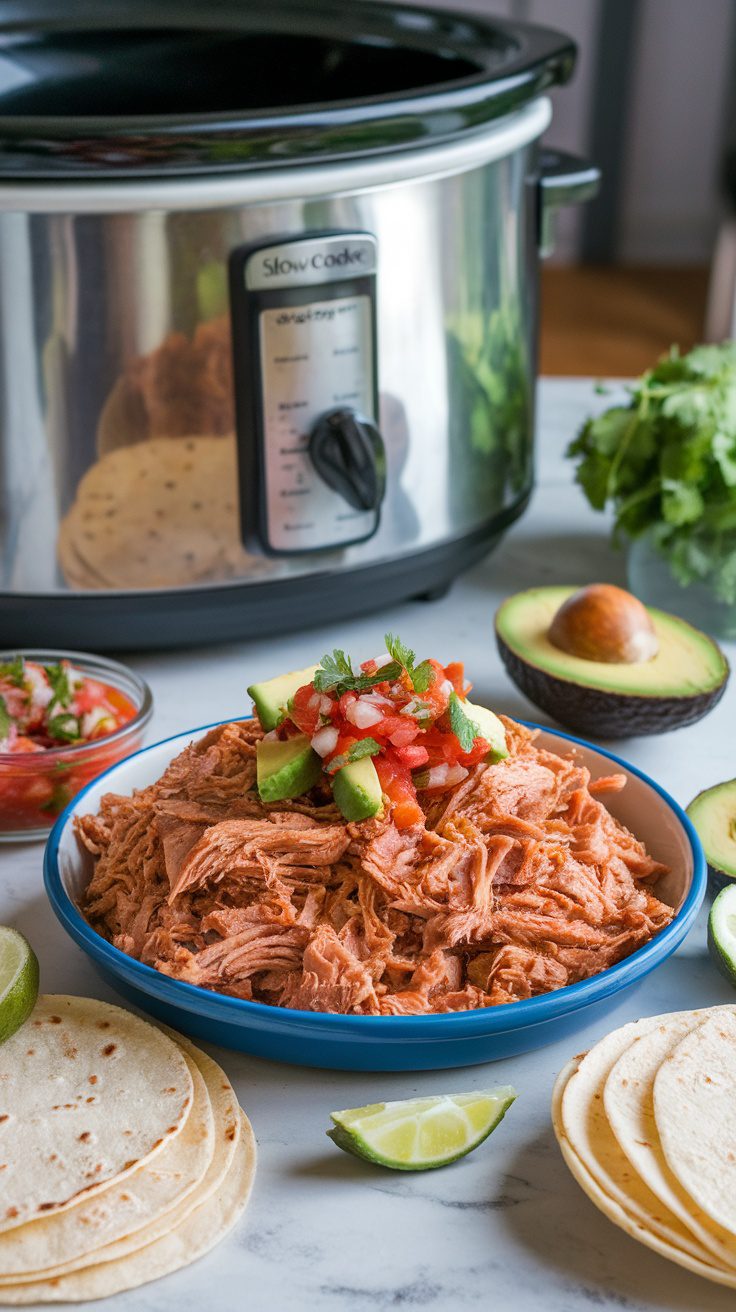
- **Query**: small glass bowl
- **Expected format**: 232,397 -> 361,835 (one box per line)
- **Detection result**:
0,650 -> 153,842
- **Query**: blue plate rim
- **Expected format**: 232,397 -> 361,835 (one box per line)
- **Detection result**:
43,718 -> 707,1038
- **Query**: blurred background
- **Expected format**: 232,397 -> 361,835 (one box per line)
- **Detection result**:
392,0 -> 736,375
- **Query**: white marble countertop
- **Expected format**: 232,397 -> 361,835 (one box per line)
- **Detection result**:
3,378 -> 736,1311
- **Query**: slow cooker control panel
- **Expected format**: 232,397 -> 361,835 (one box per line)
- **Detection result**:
230,232 -> 384,555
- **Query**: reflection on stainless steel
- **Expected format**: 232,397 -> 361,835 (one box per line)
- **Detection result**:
0,132 -> 540,594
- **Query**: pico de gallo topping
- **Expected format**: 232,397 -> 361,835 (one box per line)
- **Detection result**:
0,657 -> 136,754
275,634 -> 504,828
0,656 -> 145,835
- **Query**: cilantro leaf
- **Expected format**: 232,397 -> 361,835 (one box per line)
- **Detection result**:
412,660 -> 435,694
0,656 -> 25,687
47,712 -> 81,744
40,782 -> 72,815
313,649 -> 356,693
385,633 -> 416,671
447,692 -> 479,754
313,648 -> 401,696
347,738 -> 381,762
44,662 -> 72,711
0,695 -> 11,741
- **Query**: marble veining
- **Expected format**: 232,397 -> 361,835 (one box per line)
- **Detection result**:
2,381 -> 734,1311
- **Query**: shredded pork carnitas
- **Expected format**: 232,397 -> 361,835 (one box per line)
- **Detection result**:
78,717 -> 674,1014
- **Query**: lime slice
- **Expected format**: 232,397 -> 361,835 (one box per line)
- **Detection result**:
708,883 -> 736,985
0,927 -> 39,1045
327,1086 -> 516,1170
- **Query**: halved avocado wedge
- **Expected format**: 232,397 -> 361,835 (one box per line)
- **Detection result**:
256,734 -> 322,803
495,585 -> 728,737
332,756 -> 383,823
248,664 -> 318,732
708,884 -> 736,984
687,779 -> 736,892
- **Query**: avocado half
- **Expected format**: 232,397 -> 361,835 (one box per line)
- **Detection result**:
687,779 -> 736,892
495,586 -> 729,738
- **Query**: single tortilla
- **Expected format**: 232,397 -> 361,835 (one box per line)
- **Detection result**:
552,1063 -> 736,1289
558,1022 -> 707,1261
654,1010 -> 736,1237
605,1010 -> 736,1267
0,996 -> 192,1234
0,1048 -> 214,1281
0,1111 -> 255,1304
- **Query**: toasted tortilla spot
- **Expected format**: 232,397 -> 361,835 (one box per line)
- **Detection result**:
88,1075 -> 98,1085
102,1044 -> 117,1056
49,1016 -> 62,1024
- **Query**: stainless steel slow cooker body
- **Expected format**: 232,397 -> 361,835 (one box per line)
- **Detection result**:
0,2 -> 596,648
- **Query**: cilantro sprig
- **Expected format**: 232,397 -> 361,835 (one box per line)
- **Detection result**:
447,692 -> 480,753
313,633 -> 437,698
568,342 -> 736,603
44,662 -> 72,713
47,712 -> 82,744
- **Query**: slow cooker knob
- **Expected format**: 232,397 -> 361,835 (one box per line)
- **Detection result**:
308,408 -> 386,512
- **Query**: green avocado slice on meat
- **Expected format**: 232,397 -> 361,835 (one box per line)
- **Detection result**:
495,585 -> 728,737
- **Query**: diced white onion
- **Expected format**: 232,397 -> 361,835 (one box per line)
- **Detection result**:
400,699 -> 420,717
346,698 -> 383,728
426,763 -> 468,789
262,729 -> 279,742
371,653 -> 393,669
318,695 -> 333,715
24,664 -> 54,711
311,725 -> 338,757
462,680 -> 472,695
81,707 -> 114,738
307,692 -> 322,711
440,679 -> 454,697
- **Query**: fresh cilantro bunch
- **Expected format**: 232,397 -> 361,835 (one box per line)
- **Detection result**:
568,343 -> 736,602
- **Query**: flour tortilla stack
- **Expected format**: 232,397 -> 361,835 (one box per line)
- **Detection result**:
552,1004 -> 736,1286
0,996 -> 255,1303
57,436 -> 257,591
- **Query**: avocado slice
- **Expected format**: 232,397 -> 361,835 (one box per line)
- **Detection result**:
256,734 -> 322,803
687,778 -> 736,892
495,586 -> 729,738
708,884 -> 736,985
332,756 -> 384,823
248,664 -> 319,732
465,700 -> 508,761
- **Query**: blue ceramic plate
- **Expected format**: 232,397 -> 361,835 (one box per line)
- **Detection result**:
44,721 -> 705,1071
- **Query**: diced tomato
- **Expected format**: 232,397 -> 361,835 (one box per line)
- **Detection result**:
373,713 -> 409,740
375,755 -> 424,829
288,683 -> 321,735
360,658 -> 377,674
73,677 -> 109,715
393,744 -> 429,769
443,662 -> 467,695
461,736 -> 490,766
12,736 -> 43,754
419,659 -> 453,716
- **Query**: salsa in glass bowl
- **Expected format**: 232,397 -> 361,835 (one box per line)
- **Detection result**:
0,651 -> 153,841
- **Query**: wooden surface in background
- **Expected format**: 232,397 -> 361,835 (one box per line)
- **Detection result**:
539,265 -> 710,376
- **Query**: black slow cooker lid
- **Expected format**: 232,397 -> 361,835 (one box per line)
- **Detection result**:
0,0 -> 575,179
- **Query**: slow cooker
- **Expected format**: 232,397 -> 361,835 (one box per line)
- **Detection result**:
0,0 -> 598,649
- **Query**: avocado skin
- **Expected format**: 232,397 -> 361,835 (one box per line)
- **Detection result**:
707,909 -> 736,986
496,631 -> 728,738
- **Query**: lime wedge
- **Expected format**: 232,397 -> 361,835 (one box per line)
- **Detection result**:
0,927 -> 39,1045
327,1086 -> 516,1170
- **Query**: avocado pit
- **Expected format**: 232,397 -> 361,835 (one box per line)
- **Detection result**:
548,584 -> 659,665
495,584 -> 729,738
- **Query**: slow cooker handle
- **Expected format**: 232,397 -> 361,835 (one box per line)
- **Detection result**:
538,149 -> 601,257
